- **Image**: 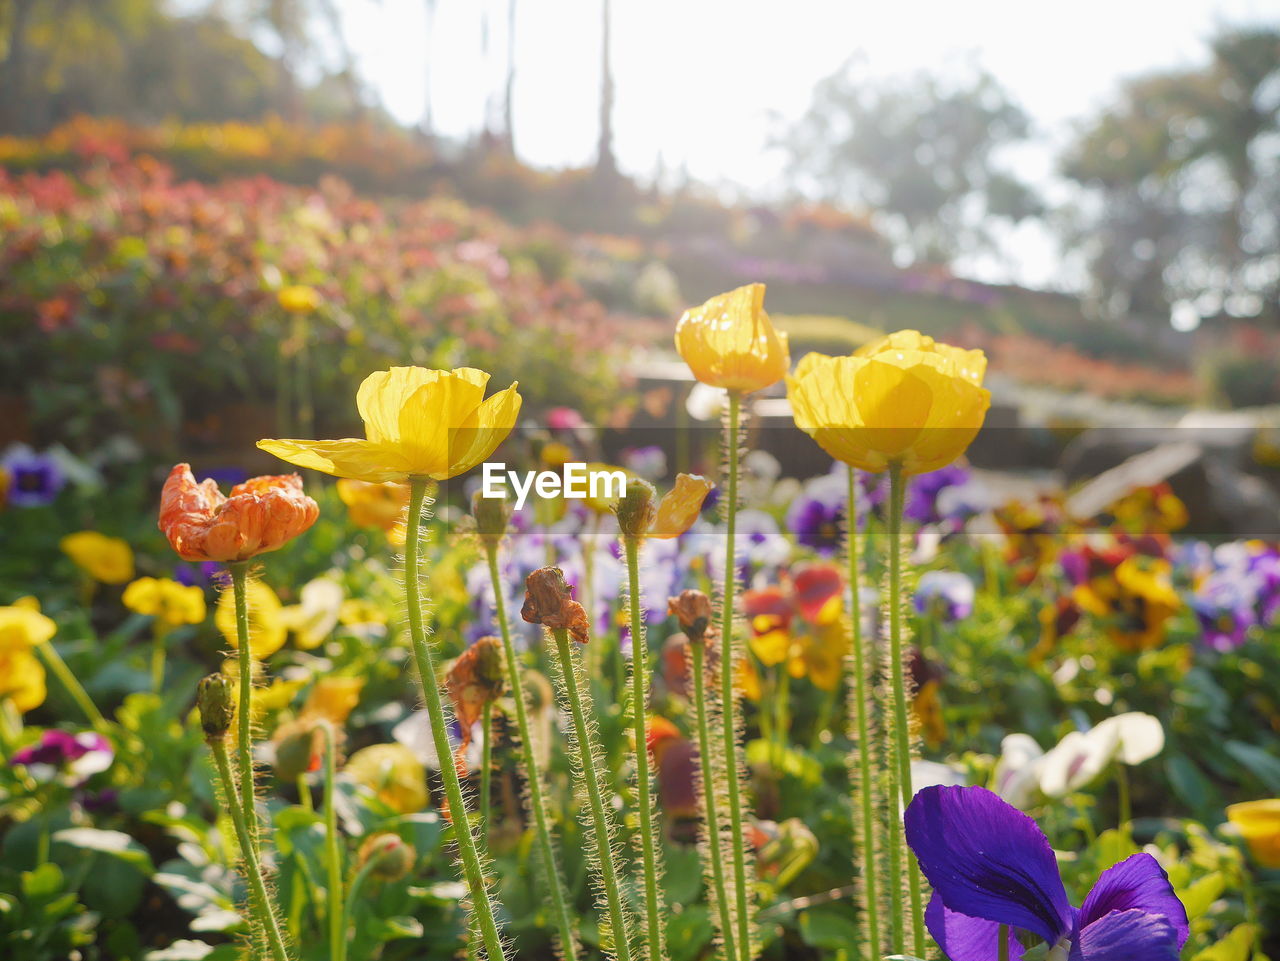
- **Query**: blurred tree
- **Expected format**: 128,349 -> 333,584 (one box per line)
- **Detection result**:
421,0 -> 437,136
781,60 -> 1042,266
595,0 -> 616,180
1063,26 -> 1280,327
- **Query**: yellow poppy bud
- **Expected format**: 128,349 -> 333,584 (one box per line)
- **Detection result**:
1227,799 -> 1280,868
787,330 -> 990,476
675,284 -> 790,393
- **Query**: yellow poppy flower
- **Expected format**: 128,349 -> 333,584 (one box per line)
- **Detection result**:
122,577 -> 207,627
258,367 -> 522,483
336,478 -> 409,544
0,649 -> 46,713
60,531 -> 135,584
650,473 -> 714,539
675,284 -> 790,393
303,676 -> 365,725
1227,799 -> 1280,868
215,578 -> 287,659
0,604 -> 57,652
278,284 -> 322,314
345,743 -> 428,814
787,330 -> 991,476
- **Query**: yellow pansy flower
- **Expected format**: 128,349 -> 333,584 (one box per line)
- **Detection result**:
60,531 -> 135,584
122,577 -> 207,627
787,330 -> 991,476
675,283 -> 790,394
1227,799 -> 1280,868
0,649 -> 46,713
258,367 -> 522,483
303,676 -> 365,725
0,604 -> 57,652
215,578 -> 287,659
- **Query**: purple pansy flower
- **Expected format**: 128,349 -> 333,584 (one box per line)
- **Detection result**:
905,785 -> 1189,961
10,730 -> 114,786
906,463 -> 970,525
621,445 -> 667,480
1,445 -> 66,507
915,570 -> 975,622
1191,571 -> 1259,651
786,470 -> 848,556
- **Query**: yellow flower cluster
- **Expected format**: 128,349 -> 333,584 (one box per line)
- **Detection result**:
61,531 -> 135,584
0,600 -> 56,713
123,577 -> 207,627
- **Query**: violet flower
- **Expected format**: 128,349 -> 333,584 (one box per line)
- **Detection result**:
10,730 -> 114,786
1,445 -> 66,507
905,784 -> 1189,960
915,570 -> 975,622
906,463 -> 970,525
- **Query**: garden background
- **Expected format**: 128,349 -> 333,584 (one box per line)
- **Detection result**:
2,2 -> 1280,960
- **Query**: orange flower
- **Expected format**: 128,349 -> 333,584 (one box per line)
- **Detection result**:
520,567 -> 591,644
159,463 -> 319,563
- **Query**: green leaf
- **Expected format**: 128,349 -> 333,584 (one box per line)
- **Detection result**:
1192,923 -> 1257,961
798,906 -> 860,951
666,905 -> 713,961
53,827 -> 155,873
1223,741 -> 1280,793
1179,872 -> 1226,922
22,862 -> 66,899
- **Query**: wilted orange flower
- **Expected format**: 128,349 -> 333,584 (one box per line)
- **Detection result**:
521,567 -> 591,644
675,283 -> 790,393
445,638 -> 507,756
668,590 -> 714,643
159,463 -> 319,562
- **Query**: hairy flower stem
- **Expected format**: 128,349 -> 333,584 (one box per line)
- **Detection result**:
845,466 -> 881,954
36,641 -> 108,733
480,701 -> 493,838
323,725 -> 343,961
405,479 -> 506,961
550,627 -> 634,961
719,391 -> 752,961
622,536 -> 667,961
210,738 -> 290,961
484,547 -> 578,958
230,562 -> 259,858
690,640 -> 737,961
887,464 -> 926,955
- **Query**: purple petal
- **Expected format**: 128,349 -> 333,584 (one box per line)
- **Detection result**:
1069,909 -> 1181,961
904,785 -> 1073,945
926,891 -> 1025,961
1078,854 -> 1189,950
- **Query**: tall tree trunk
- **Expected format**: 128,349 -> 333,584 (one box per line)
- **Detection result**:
595,0 -> 615,179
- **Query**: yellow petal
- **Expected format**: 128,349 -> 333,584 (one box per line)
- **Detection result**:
356,367 -> 447,445
675,284 -> 790,393
446,381 -> 523,478
256,438 -> 412,483
650,473 -> 714,539
216,579 -> 287,659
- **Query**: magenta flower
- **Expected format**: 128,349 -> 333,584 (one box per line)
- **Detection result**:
10,730 -> 114,786
905,785 -> 1188,960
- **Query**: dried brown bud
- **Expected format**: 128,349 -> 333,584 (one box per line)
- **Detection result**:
615,477 -> 657,541
471,490 -> 511,546
197,673 -> 234,741
357,832 -> 416,881
668,590 -> 713,644
445,637 -> 507,742
521,567 -> 590,644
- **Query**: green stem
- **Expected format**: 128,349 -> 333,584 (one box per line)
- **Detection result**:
480,701 -> 493,840
404,479 -> 506,961
323,725 -> 343,961
998,923 -> 1010,961
296,774 -> 312,814
36,802 -> 50,866
1116,764 -> 1131,830
623,536 -> 667,961
718,391 -> 752,961
484,544 -> 578,959
887,464 -> 925,956
230,562 -> 260,859
846,466 -> 881,955
550,627 -> 633,961
690,641 -> 738,961
211,738 -> 290,961
36,642 -> 107,732
150,624 -> 168,694
341,857 -> 381,947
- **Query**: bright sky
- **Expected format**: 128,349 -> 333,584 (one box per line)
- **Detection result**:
339,0 -> 1276,287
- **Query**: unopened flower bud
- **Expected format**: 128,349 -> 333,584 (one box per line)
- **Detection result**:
615,478 -> 657,541
357,832 -> 416,881
197,674 -> 234,741
668,590 -> 713,644
521,567 -> 590,644
273,718 -> 326,782
471,490 -> 511,546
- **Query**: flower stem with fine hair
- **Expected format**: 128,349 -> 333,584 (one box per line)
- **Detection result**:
484,544 -> 578,958
550,626 -> 634,961
887,463 -> 926,955
229,561 -> 259,858
210,738 -> 289,961
323,724 -> 344,961
404,479 -> 506,961
718,390 -> 752,961
622,535 -> 667,961
845,465 -> 881,954
689,638 -> 737,961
